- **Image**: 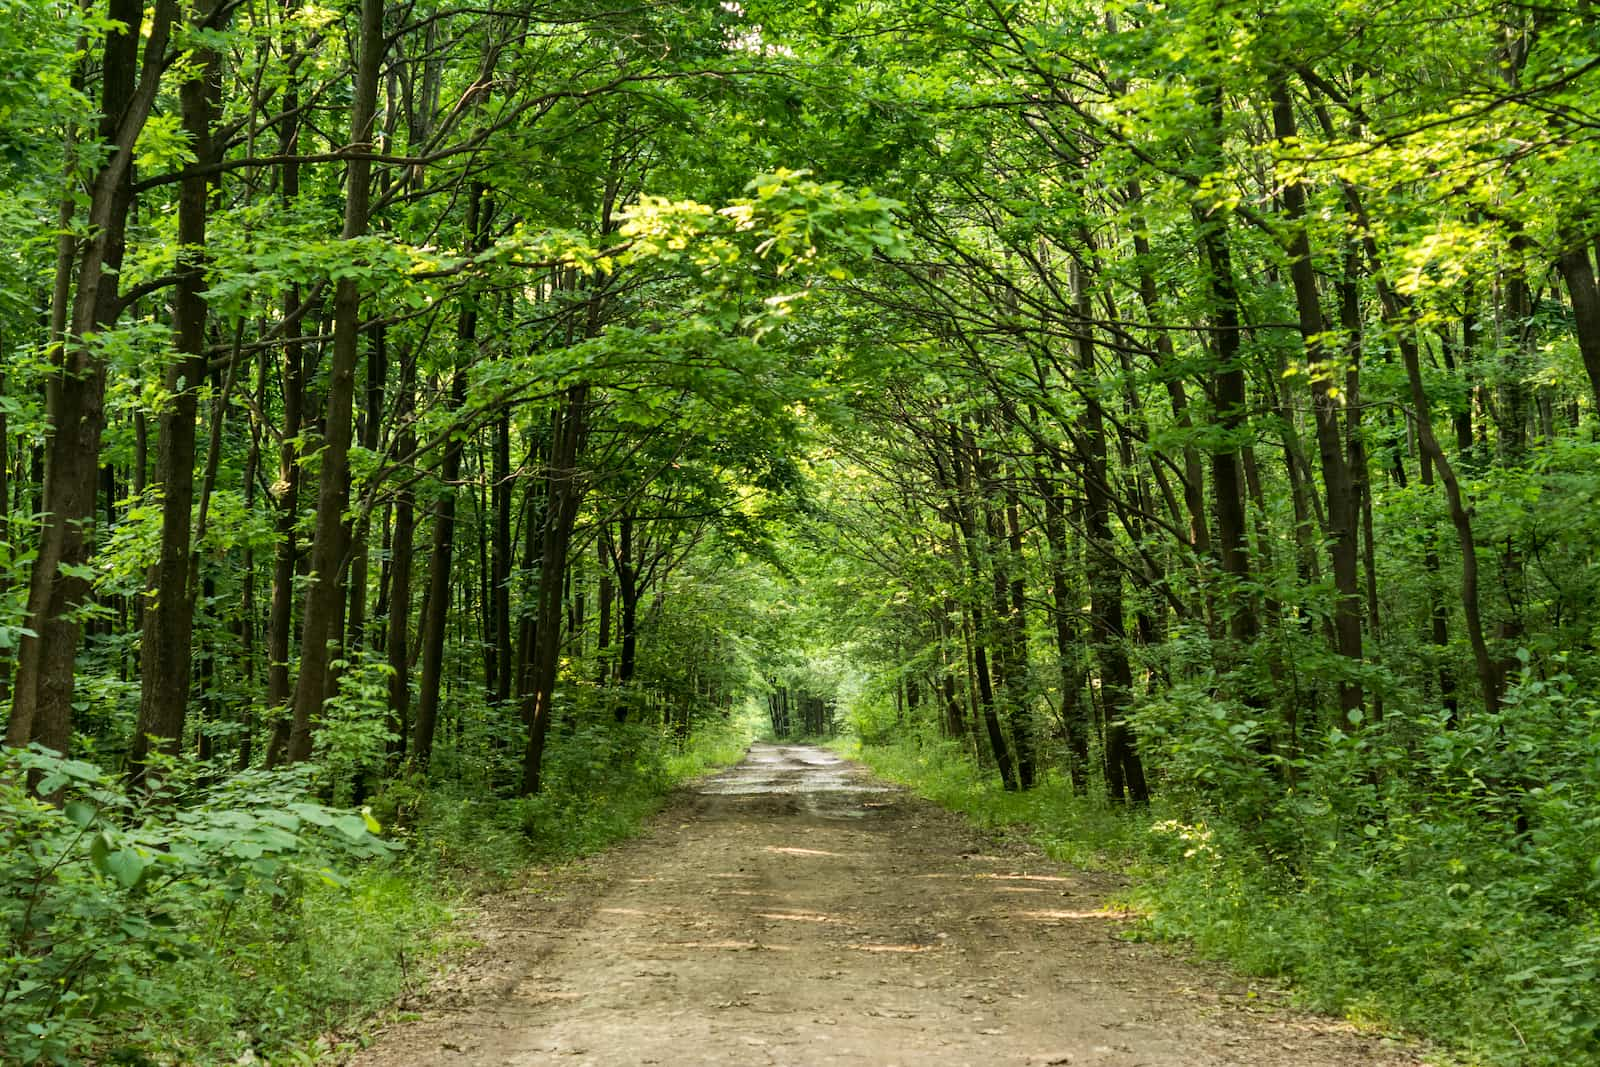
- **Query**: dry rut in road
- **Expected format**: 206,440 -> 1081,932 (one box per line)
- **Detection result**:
349,744 -> 1418,1066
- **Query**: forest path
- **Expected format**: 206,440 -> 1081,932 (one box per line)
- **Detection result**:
346,743 -> 1416,1066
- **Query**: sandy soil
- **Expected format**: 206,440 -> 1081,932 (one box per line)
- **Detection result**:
346,743 -> 1420,1066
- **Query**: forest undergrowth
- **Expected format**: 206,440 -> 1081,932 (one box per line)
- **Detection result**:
0,714 -> 752,1065
844,679 -> 1600,1067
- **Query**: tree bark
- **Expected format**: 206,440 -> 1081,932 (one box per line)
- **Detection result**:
595,531 -> 613,686
0,370 -> 9,709
345,325 -> 387,654
1556,236 -> 1600,427
385,350 -> 417,760
132,0 -> 223,773
1072,257 -> 1148,803
262,35 -> 307,765
9,0 -> 177,753
491,410 -> 513,705
284,0 -> 386,763
948,426 -> 1017,791
1271,81 -> 1363,720
1039,459 -> 1089,793
520,383 -> 590,795
409,371 -> 467,769
616,508 -> 638,695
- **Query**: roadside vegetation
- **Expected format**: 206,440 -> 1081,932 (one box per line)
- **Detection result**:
3,714 -> 752,1064
844,701 -> 1599,1067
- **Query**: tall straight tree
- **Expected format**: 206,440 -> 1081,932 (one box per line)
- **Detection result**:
8,0 -> 176,753
520,382 -> 590,795
131,0 -> 226,774
1270,79 -> 1363,719
284,0 -> 385,763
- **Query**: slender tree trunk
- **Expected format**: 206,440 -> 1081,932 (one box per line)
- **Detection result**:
284,0 -> 385,762
1398,331 -> 1499,713
1193,218 -> 1255,649
262,288 -> 304,764
1272,82 -> 1364,720
238,352 -> 266,768
131,1 -> 222,772
262,40 -> 306,764
975,441 -> 1031,787
514,437 -> 546,712
1072,258 -> 1148,803
0,371 -> 9,708
938,599 -> 966,740
520,384 -> 590,795
1000,476 -> 1036,787
9,0 -> 177,753
1342,250 -> 1383,723
616,508 -> 638,697
411,368 -> 469,769
385,353 -> 417,760
949,427 -> 1016,790
595,532 -> 613,686
1040,464 -> 1089,794
1190,47 -> 1257,661
1342,175 -> 1501,715
492,410 -> 512,705
346,326 -> 387,654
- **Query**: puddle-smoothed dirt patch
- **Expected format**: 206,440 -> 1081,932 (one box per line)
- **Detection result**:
346,743 -> 1420,1066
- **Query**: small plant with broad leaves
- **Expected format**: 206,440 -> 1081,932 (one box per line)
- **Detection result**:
0,745 -> 396,1066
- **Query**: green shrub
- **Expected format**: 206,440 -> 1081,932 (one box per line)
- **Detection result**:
853,672 -> 1600,1067
0,746 -> 395,1065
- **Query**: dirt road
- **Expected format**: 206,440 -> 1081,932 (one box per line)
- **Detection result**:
348,744 -> 1417,1066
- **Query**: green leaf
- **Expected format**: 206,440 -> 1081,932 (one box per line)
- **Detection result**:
288,802 -> 336,827
96,845 -> 150,889
332,813 -> 370,841
63,799 -> 95,828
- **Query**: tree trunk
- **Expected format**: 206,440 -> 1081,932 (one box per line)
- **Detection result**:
283,0 -> 385,762
346,325 -> 387,654
595,531 -> 613,686
938,599 -> 966,740
131,0 -> 223,774
1040,465 -> 1089,794
616,508 -> 639,699
9,0 -> 177,754
0,370 -> 9,709
492,410 -> 513,705
994,471 -> 1035,788
1560,239 -> 1600,414
1072,257 -> 1148,803
949,427 -> 1016,790
520,384 -> 590,795
261,40 -> 307,765
411,368 -> 469,769
1190,50 -> 1257,656
1341,174 -> 1502,715
1271,82 -> 1364,720
385,351 -> 417,760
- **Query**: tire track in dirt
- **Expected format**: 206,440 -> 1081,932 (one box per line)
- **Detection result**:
347,743 -> 1419,1066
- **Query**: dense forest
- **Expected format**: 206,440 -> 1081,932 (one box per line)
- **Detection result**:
2,0 -> 1599,1062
